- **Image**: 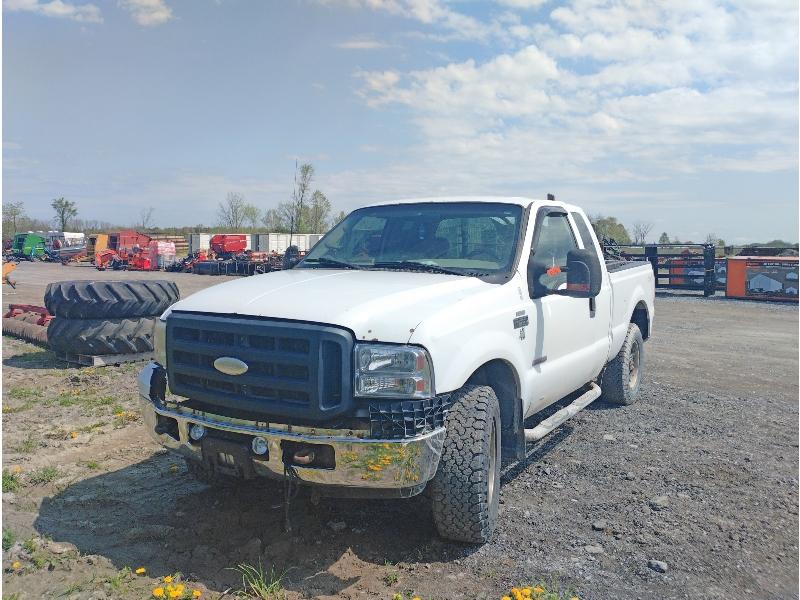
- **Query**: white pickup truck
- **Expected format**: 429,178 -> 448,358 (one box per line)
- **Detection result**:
138,197 -> 654,543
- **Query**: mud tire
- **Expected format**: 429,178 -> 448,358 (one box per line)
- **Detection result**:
47,317 -> 156,356
44,280 -> 179,319
600,323 -> 644,405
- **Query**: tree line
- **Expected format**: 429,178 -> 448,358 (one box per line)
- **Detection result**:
2,162 -> 346,238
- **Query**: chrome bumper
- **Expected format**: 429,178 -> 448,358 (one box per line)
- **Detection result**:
137,363 -> 444,492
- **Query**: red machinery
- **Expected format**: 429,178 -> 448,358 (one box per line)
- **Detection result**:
95,230 -> 154,271
95,247 -> 152,271
210,234 -> 248,258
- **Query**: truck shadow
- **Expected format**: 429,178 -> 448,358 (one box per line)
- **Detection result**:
2,349 -> 70,370
34,452 -> 479,597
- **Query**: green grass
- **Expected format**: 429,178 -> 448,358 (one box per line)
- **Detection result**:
78,421 -> 107,433
233,563 -> 286,599
28,466 -> 59,485
2,528 -> 16,551
2,469 -> 21,492
15,437 -> 40,453
84,461 -> 100,470
22,537 -> 37,554
8,386 -> 39,400
105,567 -> 132,592
383,571 -> 400,586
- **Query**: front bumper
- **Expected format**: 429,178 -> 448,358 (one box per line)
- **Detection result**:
137,363 -> 444,494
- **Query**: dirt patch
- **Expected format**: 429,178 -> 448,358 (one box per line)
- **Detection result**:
2,267 -> 798,599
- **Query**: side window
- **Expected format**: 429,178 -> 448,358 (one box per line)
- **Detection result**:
570,211 -> 600,261
531,213 -> 578,292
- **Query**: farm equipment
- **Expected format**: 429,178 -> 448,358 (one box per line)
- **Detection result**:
11,233 -> 46,260
3,260 -> 18,288
45,243 -> 87,264
165,249 -> 208,273
2,304 -> 53,346
210,234 -> 248,259
95,247 -> 153,271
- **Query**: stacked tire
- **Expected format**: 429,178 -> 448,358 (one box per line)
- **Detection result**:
44,280 -> 179,356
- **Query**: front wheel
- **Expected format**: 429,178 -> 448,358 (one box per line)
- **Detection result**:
429,384 -> 501,544
600,323 -> 644,405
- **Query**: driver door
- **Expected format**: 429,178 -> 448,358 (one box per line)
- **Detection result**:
523,209 -> 600,412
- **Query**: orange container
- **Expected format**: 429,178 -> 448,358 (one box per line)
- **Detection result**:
726,256 -> 799,301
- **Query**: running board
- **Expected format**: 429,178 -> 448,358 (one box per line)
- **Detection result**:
524,383 -> 602,443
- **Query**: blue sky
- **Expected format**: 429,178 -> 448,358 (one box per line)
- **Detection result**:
3,0 -> 798,243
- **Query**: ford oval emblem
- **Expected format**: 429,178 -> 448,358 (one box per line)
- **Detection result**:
213,356 -> 249,376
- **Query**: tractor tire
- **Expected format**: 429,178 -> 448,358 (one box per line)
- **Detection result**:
44,280 -> 179,319
429,384 -> 501,544
600,323 -> 644,406
47,316 -> 156,356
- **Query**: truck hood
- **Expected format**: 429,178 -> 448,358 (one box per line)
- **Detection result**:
166,268 -> 491,343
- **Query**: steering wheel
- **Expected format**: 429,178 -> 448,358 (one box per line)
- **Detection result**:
465,248 -> 498,261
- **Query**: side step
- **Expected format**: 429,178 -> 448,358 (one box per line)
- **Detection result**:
524,383 -> 602,443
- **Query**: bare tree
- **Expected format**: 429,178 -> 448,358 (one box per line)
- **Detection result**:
658,232 -> 670,244
332,210 -> 348,226
3,201 -> 26,235
262,208 -> 287,232
138,207 -> 155,230
632,221 -> 654,245
288,163 -> 314,236
242,205 -> 262,228
51,197 -> 78,231
217,192 -> 248,229
705,232 -> 719,245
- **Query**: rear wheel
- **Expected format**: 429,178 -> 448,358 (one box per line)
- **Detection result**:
600,323 -> 644,405
429,384 -> 501,544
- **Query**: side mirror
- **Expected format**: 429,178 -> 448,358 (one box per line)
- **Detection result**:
560,249 -> 602,298
527,249 -> 602,299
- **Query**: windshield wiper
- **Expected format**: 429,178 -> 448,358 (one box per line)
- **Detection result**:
302,257 -> 363,270
371,261 -> 470,276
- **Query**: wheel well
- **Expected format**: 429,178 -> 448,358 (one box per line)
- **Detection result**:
632,301 -> 650,340
466,360 -> 524,461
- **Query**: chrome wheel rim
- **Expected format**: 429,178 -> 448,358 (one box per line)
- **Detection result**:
628,340 -> 640,390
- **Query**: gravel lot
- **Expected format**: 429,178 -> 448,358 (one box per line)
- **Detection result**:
2,262 -> 798,600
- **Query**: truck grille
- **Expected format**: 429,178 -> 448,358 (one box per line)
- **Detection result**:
166,312 -> 353,420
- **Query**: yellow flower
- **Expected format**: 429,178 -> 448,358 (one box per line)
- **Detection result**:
412,597 -> 421,600
11,465 -> 22,474
164,576 -> 173,584
70,431 -> 78,439
192,591 -> 202,598
135,567 -> 146,575
501,596 -> 512,600
571,597 -> 579,600
367,464 -> 383,471
522,588 -> 532,597
11,561 -> 21,570
175,584 -> 185,594
533,587 -> 545,594
152,588 -> 165,598
169,590 -> 180,599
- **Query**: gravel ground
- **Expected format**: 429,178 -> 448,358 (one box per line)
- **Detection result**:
2,263 -> 798,600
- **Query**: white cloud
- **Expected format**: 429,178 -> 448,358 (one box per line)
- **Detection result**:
350,0 -> 797,195
4,0 -> 102,23
335,37 -> 389,49
495,0 -> 548,9
119,0 -> 172,26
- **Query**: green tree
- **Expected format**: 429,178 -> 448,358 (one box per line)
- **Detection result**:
217,192 -> 259,229
658,232 -> 670,244
3,201 -> 26,236
51,197 -> 77,231
242,204 -> 262,228
306,191 -> 331,233
332,210 -> 348,226
588,214 -> 631,244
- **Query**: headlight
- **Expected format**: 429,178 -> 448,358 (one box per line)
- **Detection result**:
154,319 -> 167,366
354,344 -> 434,399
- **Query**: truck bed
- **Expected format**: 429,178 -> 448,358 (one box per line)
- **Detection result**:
608,260 -> 655,358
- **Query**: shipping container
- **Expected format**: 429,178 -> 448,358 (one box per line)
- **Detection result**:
726,256 -> 799,301
189,233 -> 212,254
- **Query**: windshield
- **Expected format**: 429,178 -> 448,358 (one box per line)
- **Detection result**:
299,202 -> 523,276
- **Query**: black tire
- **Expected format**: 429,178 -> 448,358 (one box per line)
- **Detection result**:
600,323 -> 644,405
429,384 -> 501,544
44,280 -> 179,319
47,317 -> 156,356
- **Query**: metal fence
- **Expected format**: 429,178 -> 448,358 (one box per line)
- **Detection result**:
616,244 -> 718,296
